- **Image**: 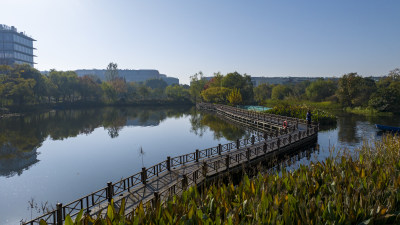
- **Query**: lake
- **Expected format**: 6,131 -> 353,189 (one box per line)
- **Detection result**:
0,106 -> 399,224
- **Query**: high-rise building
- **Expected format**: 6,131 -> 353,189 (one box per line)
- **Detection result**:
0,24 -> 36,67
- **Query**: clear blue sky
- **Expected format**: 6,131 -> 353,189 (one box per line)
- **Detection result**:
2,0 -> 400,84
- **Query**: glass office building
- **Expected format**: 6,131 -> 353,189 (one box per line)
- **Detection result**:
0,24 -> 36,67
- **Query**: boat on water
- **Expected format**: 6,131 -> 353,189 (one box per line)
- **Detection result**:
375,124 -> 400,132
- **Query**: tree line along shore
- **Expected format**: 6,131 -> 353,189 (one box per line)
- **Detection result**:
1,64 -> 399,122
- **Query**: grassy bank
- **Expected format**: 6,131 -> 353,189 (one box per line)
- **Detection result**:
262,99 -> 341,111
344,107 -> 394,116
265,105 -> 337,125
40,135 -> 400,225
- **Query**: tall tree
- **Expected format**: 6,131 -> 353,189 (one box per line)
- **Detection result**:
105,62 -> 119,81
305,79 -> 336,101
336,73 -> 376,107
189,71 -> 207,102
253,83 -> 273,103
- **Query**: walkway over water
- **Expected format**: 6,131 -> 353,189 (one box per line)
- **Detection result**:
24,103 -> 318,225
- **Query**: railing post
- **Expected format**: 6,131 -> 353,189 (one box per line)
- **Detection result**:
218,144 -> 222,155
289,134 -> 292,144
275,129 -> 279,137
195,149 -> 199,162
167,157 -> 171,171
225,155 -> 230,169
141,167 -> 147,184
246,148 -> 250,161
263,142 -> 267,154
56,203 -> 63,225
236,139 -> 240,149
251,135 -> 255,145
107,182 -> 113,203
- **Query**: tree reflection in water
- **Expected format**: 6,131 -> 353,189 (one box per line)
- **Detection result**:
0,106 -> 192,177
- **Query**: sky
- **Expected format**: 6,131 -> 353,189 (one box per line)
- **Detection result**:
2,0 -> 400,84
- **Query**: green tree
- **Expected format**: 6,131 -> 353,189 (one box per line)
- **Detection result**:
305,79 -> 336,101
369,68 -> 400,112
253,83 -> 273,103
78,75 -> 102,101
0,72 -> 36,105
145,78 -> 168,90
336,73 -> 376,107
189,71 -> 207,102
165,85 -> 190,101
271,84 -> 291,100
221,72 -> 253,103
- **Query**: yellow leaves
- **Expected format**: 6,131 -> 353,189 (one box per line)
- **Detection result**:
380,208 -> 387,215
250,181 -> 255,195
361,168 -> 365,178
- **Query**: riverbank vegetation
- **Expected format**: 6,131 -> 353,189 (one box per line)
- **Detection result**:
190,68 -> 400,116
266,105 -> 337,125
38,135 -> 400,224
0,63 -> 191,113
2,63 -> 400,115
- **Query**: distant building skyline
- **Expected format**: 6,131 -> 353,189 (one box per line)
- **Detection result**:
74,69 -> 179,85
0,24 -> 36,67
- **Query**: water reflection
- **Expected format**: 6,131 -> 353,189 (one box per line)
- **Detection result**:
189,111 -> 250,141
0,106 -> 193,178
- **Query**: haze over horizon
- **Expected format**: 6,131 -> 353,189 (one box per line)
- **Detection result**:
2,0 -> 399,84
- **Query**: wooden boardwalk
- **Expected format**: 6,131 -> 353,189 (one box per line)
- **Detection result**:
23,103 -> 318,225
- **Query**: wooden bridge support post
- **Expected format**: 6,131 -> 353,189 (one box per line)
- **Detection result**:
152,192 -> 159,208
251,135 -> 255,145
141,168 -> 147,185
195,149 -> 199,162
167,157 -> 171,171
225,155 -> 230,170
107,182 -> 113,203
246,148 -> 250,162
202,161 -> 208,177
182,174 -> 188,190
277,138 -> 281,151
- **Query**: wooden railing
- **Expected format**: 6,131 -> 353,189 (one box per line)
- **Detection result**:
23,103 -> 318,225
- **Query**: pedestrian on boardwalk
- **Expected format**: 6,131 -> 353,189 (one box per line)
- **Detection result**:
306,110 -> 312,128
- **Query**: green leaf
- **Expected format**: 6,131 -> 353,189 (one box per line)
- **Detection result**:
107,199 -> 115,221
118,198 -> 126,217
75,209 -> 84,223
39,219 -> 48,225
64,215 -> 74,225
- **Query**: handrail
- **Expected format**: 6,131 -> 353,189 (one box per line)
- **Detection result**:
23,103 -> 317,225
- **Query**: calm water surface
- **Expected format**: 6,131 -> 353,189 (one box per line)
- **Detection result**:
0,106 -> 399,224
